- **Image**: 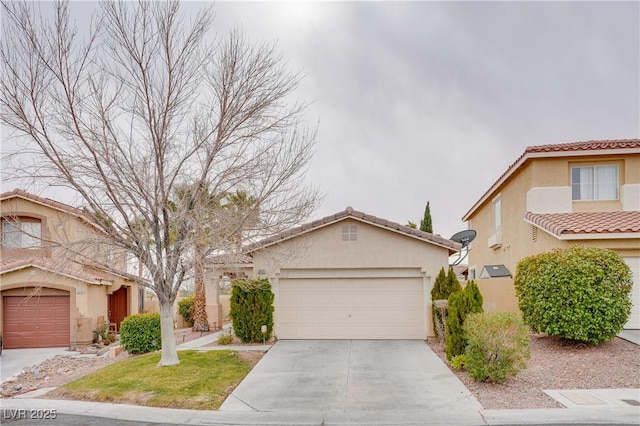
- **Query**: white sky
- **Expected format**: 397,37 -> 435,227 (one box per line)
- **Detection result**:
2,1 -> 639,239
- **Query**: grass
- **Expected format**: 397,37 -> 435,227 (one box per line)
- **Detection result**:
53,350 -> 255,410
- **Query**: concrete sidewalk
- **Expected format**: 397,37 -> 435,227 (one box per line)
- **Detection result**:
1,397 -> 639,425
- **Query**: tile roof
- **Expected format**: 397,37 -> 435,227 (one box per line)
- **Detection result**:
1,188 -> 88,219
524,211 -> 640,239
0,257 -> 113,285
208,253 -> 254,266
463,139 -> 640,221
244,206 -> 461,254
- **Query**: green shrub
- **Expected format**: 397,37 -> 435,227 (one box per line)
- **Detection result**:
431,267 -> 462,338
445,280 -> 483,360
229,278 -> 274,343
217,330 -> 234,345
464,312 -> 530,384
514,246 -> 632,344
450,354 -> 467,371
120,313 -> 162,354
178,296 -> 195,325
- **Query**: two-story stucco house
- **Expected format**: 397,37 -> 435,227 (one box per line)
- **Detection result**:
1,189 -> 142,349
462,139 -> 640,330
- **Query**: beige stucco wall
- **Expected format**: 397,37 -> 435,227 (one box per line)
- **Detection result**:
466,152 -> 640,314
251,218 -> 452,338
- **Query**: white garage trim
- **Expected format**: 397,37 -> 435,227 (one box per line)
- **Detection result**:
279,268 -> 425,279
274,268 -> 430,340
622,257 -> 639,330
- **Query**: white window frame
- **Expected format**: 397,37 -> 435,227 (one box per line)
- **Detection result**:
493,197 -> 501,234
1,218 -> 42,249
571,165 -> 619,201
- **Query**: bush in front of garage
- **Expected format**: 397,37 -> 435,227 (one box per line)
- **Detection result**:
229,278 -> 274,343
120,313 -> 161,354
514,246 -> 632,344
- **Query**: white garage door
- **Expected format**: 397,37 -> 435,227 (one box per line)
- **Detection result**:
623,257 -> 640,330
277,276 -> 425,339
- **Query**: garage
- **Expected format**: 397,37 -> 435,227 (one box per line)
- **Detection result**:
623,257 -> 639,330
245,207 -> 459,340
3,295 -> 70,348
278,274 -> 425,339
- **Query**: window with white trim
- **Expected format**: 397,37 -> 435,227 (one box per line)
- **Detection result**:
1,217 -> 42,249
493,197 -> 501,233
571,165 -> 618,200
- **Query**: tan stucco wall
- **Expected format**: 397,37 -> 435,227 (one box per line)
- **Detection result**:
251,218 -> 452,338
466,152 -> 640,314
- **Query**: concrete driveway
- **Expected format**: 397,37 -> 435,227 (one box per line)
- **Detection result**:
1,347 -> 79,382
220,340 -> 481,412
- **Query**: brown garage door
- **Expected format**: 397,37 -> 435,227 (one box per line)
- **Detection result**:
3,295 -> 70,348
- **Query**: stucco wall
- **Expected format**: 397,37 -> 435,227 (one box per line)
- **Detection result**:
466,152 -> 640,314
251,219 -> 452,338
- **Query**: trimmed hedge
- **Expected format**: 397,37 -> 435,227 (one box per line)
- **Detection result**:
229,278 -> 274,343
178,296 -> 195,325
120,313 -> 162,354
464,312 -> 530,384
514,246 -> 632,344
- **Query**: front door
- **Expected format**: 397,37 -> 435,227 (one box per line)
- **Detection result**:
108,287 -> 128,331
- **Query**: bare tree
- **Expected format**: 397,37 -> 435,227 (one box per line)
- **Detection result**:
1,1 -> 319,366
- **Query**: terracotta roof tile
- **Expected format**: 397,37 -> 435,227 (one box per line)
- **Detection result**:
0,189 -> 85,216
524,211 -> 640,238
463,139 -> 640,221
244,207 -> 461,253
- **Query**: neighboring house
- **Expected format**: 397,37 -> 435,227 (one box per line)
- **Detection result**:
462,139 -> 640,330
0,189 -> 141,349
233,207 -> 459,340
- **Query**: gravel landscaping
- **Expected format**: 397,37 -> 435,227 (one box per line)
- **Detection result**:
428,334 -> 640,409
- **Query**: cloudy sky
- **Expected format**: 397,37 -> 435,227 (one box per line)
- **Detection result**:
207,1 -> 640,238
3,1 -> 639,239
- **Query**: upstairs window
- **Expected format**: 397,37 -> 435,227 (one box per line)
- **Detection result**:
2,217 -> 42,249
571,165 -> 618,200
493,197 -> 501,233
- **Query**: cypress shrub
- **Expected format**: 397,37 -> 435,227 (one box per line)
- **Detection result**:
431,267 -> 462,338
230,278 -> 274,343
120,313 -> 161,354
514,246 -> 632,344
445,280 -> 483,360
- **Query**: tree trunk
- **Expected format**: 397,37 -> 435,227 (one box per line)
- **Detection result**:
192,242 -> 209,332
158,300 -> 179,366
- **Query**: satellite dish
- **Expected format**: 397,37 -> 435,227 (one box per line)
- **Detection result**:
450,229 -> 477,247
449,229 -> 477,266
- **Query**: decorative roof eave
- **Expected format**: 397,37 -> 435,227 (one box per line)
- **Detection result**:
244,207 -> 461,255
523,217 -> 640,241
0,262 -> 112,286
462,139 -> 640,221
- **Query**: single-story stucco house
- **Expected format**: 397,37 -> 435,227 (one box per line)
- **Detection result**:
218,207 -> 460,340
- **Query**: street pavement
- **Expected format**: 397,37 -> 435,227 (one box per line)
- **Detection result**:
0,330 -> 638,425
